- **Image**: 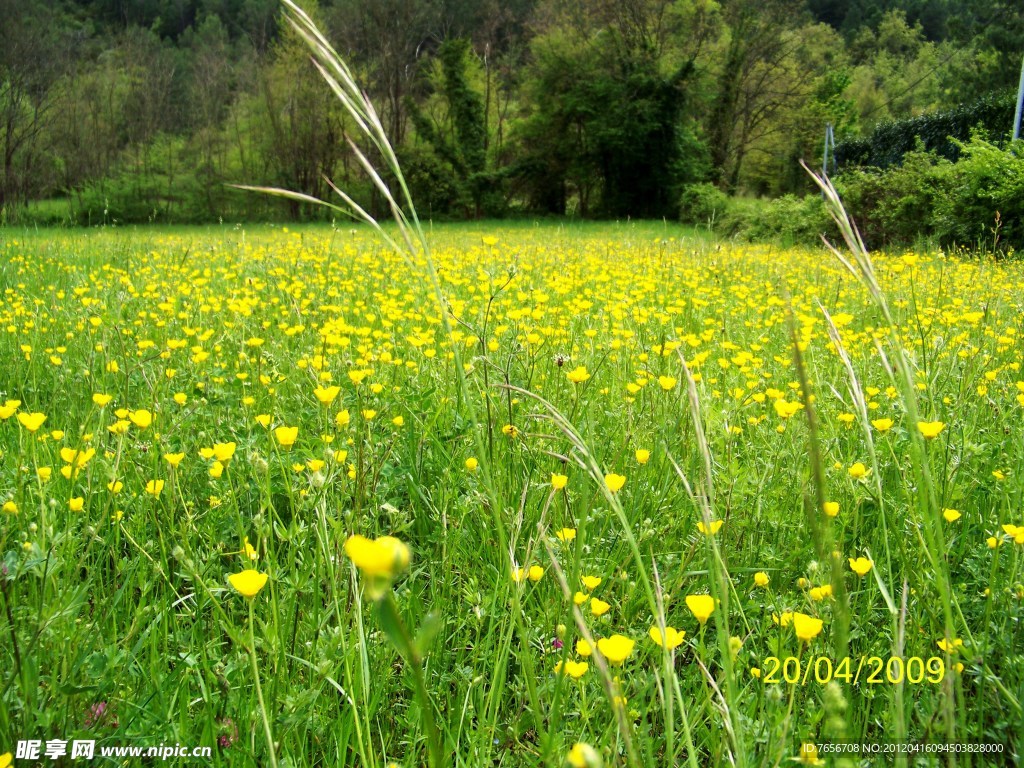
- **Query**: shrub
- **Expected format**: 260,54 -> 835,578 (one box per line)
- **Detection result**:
679,183 -> 730,227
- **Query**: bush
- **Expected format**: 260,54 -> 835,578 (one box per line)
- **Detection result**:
834,149 -> 950,249
679,183 -> 730,227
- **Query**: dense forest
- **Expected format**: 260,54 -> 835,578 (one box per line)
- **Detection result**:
1,0 -> 1022,223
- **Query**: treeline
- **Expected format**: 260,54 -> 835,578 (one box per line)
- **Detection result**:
1,0 -> 1021,223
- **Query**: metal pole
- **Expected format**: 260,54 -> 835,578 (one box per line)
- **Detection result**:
822,123 -> 832,178
1014,53 -> 1024,141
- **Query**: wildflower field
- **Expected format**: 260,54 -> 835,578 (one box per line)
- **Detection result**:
1,221 -> 1023,767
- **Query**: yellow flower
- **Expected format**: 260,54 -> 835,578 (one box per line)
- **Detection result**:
567,743 -> 601,768
2,500 -> 18,514
551,473 -> 568,490
576,639 -> 592,656
129,409 -> 153,429
754,571 -> 770,587
792,612 -> 824,642
244,537 -> 259,560
344,534 -> 410,581
314,385 -> 341,405
596,634 -> 635,665
229,569 -> 269,598
917,421 -> 946,439
573,591 -> 588,605
255,414 -> 272,428
581,575 -> 602,590
809,584 -> 833,601
37,466 -> 52,482
145,479 -> 165,497
108,419 -> 131,435
68,497 -> 85,512
697,519 -> 724,535
773,610 -> 794,627
556,527 -> 576,542
107,480 -> 123,494
773,399 -> 803,419
274,425 -> 299,447
555,659 -> 589,680
210,461 -> 224,478
17,412 -> 46,432
335,409 -> 351,427
173,392 -> 187,405
657,375 -> 677,391
635,448 -> 651,464
528,565 -> 544,582
685,594 -> 716,624
823,501 -> 840,517
849,557 -> 873,576
1,752 -> 12,768
590,597 -> 610,616
848,462 -> 869,479
871,417 -> 894,432
649,625 -> 686,649
361,409 -> 377,421
213,442 -> 236,462
512,567 -> 528,583
942,508 -> 961,523
604,473 -> 626,493
465,457 -> 478,472
392,415 -> 404,427
936,637 -> 963,654
164,452 -> 185,468
566,366 -> 591,384
797,742 -> 825,766
92,393 -> 113,407
501,423 -> 518,438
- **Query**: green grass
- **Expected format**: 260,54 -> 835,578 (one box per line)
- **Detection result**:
0,221 -> 1023,767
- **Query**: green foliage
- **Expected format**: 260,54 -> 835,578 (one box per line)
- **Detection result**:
678,183 -> 730,226
832,137 -> 1024,253
515,27 -> 705,218
835,91 -> 1016,169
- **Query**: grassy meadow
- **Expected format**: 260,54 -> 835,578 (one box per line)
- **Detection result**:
1,221 -> 1023,766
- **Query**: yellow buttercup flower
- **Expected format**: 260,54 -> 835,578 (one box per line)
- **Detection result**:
274,425 -> 299,447
213,442 -> 236,462
551,473 -> 568,490
942,508 -> 961,523
68,497 -> 85,512
465,457 -> 478,471
555,659 -> 589,679
164,452 -> 185,468
314,385 -> 341,404
17,412 -> 46,432
793,612 -> 824,642
754,571 -> 770,587
528,565 -> 544,582
917,421 -> 946,439
604,473 -> 626,493
635,448 -> 651,464
823,501 -> 840,517
849,557 -> 873,576
848,462 -> 870,479
129,409 -> 153,429
556,527 -> 576,542
229,569 -> 268,598
92,393 -> 113,407
685,594 -> 716,624
657,375 -> 676,391
345,534 -> 411,599
581,575 -> 602,590
871,417 -> 894,432
590,597 -> 610,616
566,365 -> 590,384
649,625 -> 686,649
596,634 -> 635,665
567,742 -> 601,768
145,479 -> 165,497
697,519 -> 724,535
